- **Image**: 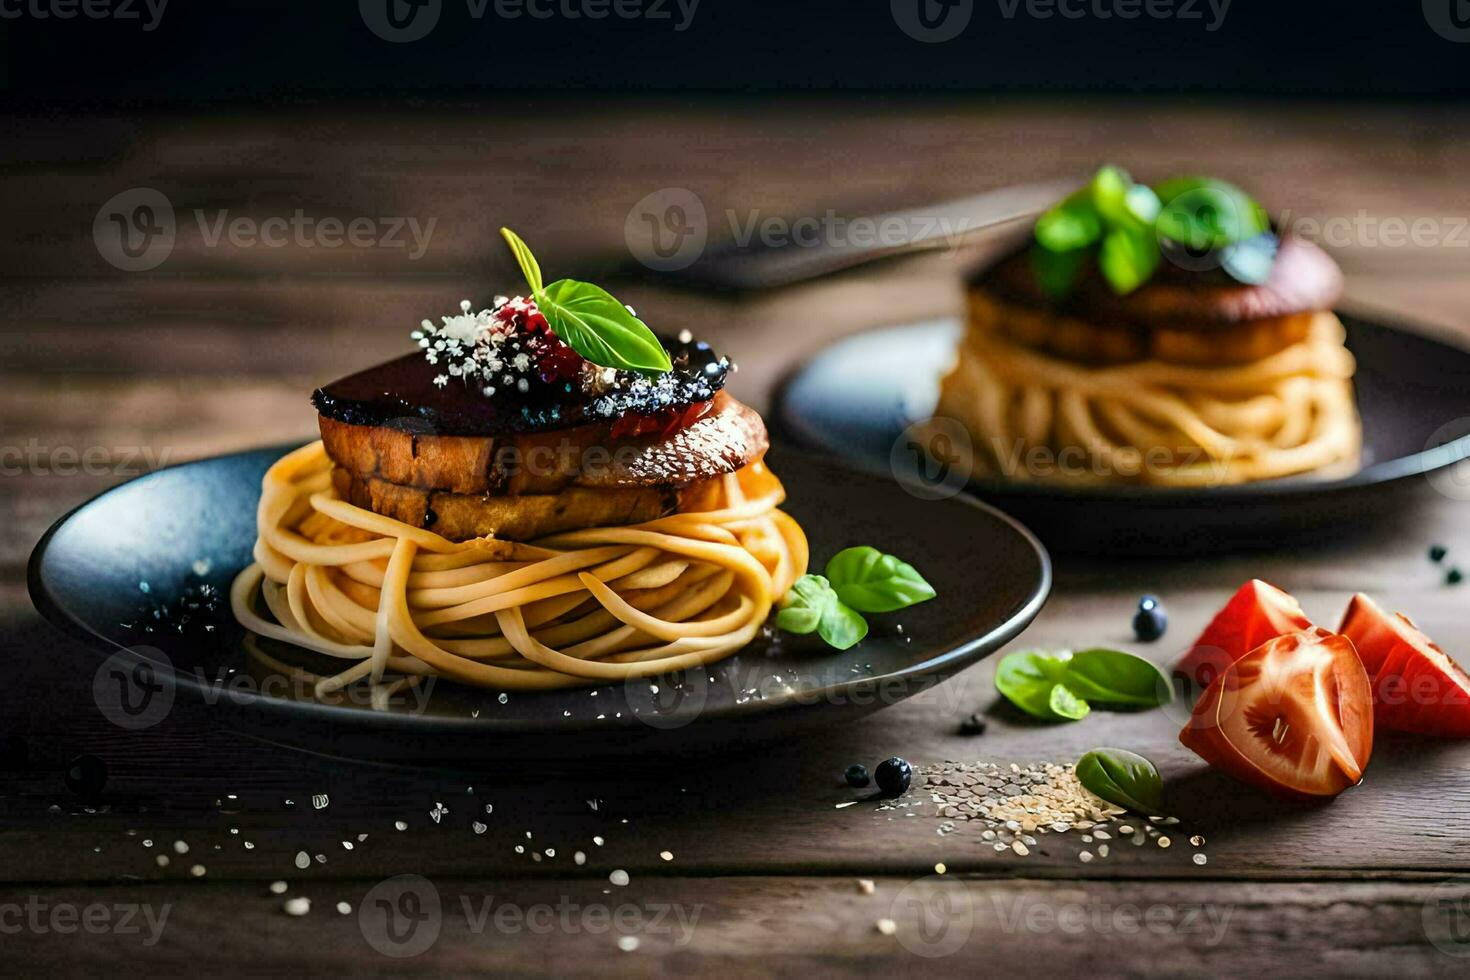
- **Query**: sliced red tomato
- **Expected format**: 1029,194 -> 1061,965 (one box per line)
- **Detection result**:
1174,579 -> 1313,695
1179,630 -> 1373,799
1338,593 -> 1470,736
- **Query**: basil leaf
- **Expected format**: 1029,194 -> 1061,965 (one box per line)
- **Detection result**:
1155,178 -> 1269,250
536,278 -> 673,376
817,598 -> 868,651
1123,183 -> 1162,227
500,227 -> 544,294
1035,193 -> 1101,252
996,650 -> 1076,721
777,574 -> 868,650
1061,648 -> 1171,709
824,546 -> 936,614
775,574 -> 834,635
1048,683 -> 1091,721
1088,166 -> 1134,228
1030,245 -> 1085,300
1075,748 -> 1165,816
1098,226 -> 1159,295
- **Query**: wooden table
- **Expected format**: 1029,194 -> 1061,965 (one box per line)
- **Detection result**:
5,98 -> 1470,976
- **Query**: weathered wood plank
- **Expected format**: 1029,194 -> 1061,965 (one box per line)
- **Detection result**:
0,876 -> 1458,976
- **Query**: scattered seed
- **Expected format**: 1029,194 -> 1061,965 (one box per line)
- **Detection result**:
1079,850 -> 1094,863
283,897 -> 310,917
1158,837 -> 1171,848
934,862 -> 946,874
269,881 -> 288,895
155,855 -> 169,868
190,864 -> 206,877
876,919 -> 897,936
394,821 -> 408,831
1190,835 -> 1206,847
294,852 -> 310,869
660,851 -> 674,862
609,870 -> 630,887
574,851 -> 587,866
1193,853 -> 1208,866
857,879 -> 876,895
337,901 -> 352,915
1012,841 -> 1030,856
173,841 -> 189,855
1098,844 -> 1109,857
617,936 -> 640,952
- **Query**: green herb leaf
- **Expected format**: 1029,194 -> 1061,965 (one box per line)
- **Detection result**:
1035,193 -> 1102,252
536,279 -> 673,376
1075,748 -> 1165,816
995,650 -> 1077,721
1060,648 -> 1171,709
1155,177 -> 1269,251
499,228 -> 672,376
776,574 -> 868,650
1030,245 -> 1086,300
817,598 -> 869,651
1048,683 -> 1091,721
1088,166 -> 1135,228
499,227 -> 544,295
823,546 -> 936,614
774,574 -> 832,635
1098,226 -> 1159,295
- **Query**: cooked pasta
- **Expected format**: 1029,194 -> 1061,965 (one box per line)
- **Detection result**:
231,441 -> 808,696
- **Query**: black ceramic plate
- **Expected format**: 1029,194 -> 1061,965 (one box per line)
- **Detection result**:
776,312 -> 1470,555
28,444 -> 1049,763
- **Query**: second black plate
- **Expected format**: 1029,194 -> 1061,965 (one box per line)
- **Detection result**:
776,312 -> 1470,555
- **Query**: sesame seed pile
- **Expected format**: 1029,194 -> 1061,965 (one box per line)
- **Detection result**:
877,760 -> 1204,864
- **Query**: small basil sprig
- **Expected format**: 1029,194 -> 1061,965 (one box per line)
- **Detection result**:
776,575 -> 868,650
777,547 -> 935,650
1075,747 -> 1165,816
1032,167 -> 1274,298
500,228 -> 672,376
994,648 -> 1170,723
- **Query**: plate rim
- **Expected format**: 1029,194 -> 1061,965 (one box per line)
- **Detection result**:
27,442 -> 1053,735
773,306 -> 1470,503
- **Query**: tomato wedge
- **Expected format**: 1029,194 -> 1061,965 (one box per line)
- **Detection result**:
1174,579 -> 1313,695
1179,630 -> 1373,799
1339,593 -> 1470,736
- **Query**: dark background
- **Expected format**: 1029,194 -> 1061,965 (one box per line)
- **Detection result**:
0,0 -> 1467,105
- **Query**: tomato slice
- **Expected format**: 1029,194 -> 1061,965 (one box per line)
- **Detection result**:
1339,593 -> 1470,736
1174,579 -> 1313,695
1179,630 -> 1373,799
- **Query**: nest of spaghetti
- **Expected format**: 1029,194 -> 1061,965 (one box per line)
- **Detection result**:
935,235 -> 1361,487
231,328 -> 807,697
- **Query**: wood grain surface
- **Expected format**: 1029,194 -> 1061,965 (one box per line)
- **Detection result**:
4,97 -> 1470,975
